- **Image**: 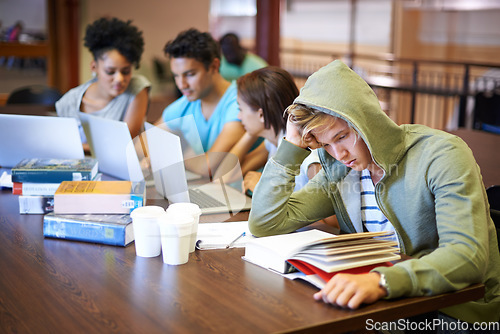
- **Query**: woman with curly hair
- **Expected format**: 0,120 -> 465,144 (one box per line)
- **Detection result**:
56,17 -> 150,141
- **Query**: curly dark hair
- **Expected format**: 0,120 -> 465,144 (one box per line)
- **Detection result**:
84,17 -> 144,69
163,28 -> 220,70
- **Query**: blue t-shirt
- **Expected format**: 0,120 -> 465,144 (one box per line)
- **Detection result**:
161,82 -> 240,155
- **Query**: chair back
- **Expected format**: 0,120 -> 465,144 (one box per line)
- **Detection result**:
6,85 -> 63,107
473,91 -> 500,135
486,185 -> 500,251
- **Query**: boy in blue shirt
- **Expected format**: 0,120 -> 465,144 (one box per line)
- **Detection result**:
156,28 -> 246,177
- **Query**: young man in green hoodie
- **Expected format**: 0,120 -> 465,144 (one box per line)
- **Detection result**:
248,60 -> 500,326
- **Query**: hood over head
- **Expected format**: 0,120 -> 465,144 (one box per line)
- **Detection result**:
293,59 -> 404,172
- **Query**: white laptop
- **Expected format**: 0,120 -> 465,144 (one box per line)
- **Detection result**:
0,114 -> 84,168
79,113 -> 144,182
143,122 -> 252,215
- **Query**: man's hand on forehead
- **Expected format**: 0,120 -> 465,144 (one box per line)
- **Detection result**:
303,132 -> 321,150
285,116 -> 321,151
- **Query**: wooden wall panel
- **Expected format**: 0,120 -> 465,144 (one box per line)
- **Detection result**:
47,0 -> 80,93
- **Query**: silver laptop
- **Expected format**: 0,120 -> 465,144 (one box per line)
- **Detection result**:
143,122 -> 252,215
79,113 -> 144,182
0,114 -> 84,168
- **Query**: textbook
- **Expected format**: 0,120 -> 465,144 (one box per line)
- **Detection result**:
12,173 -> 102,196
18,195 -> 54,214
54,180 -> 145,214
243,229 -> 400,278
43,213 -> 134,246
13,182 -> 62,196
11,158 -> 98,183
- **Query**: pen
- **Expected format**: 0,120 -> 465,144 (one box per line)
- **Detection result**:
226,232 -> 246,249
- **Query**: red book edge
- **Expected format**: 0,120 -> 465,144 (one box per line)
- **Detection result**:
287,259 -> 394,283
12,182 -> 21,195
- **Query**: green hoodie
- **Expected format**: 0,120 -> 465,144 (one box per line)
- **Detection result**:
248,60 -> 500,322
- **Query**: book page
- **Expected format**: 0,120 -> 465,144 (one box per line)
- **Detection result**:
306,238 -> 396,250
243,229 -> 336,273
307,230 -> 396,248
294,247 -> 399,264
282,271 -> 326,290
299,242 -> 399,256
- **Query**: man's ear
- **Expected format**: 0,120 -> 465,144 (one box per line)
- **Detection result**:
210,58 -> 221,73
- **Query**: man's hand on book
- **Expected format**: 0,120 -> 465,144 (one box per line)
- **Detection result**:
313,272 -> 387,309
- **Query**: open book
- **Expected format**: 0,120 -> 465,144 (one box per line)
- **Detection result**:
243,229 -> 400,288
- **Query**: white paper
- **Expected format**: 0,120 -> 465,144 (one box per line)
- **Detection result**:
196,221 -> 254,250
0,171 -> 13,188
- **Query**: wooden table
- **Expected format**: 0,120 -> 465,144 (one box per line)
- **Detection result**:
0,180 -> 484,333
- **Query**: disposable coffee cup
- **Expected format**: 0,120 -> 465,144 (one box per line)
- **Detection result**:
159,211 -> 194,265
166,203 -> 201,253
130,206 -> 166,257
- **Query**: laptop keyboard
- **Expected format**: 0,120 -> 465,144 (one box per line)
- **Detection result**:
188,188 -> 225,208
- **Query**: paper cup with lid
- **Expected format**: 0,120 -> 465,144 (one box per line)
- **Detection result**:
166,203 -> 202,252
130,205 -> 165,257
159,211 -> 194,265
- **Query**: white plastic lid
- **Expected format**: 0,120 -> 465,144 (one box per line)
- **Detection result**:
166,202 -> 201,216
130,205 -> 166,219
162,211 -> 194,226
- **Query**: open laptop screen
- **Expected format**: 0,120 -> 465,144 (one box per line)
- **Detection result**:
0,114 -> 84,168
79,113 -> 144,182
143,122 -> 252,215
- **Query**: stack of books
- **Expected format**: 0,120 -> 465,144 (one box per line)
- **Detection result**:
45,180 -> 146,246
11,158 -> 146,247
12,158 -> 99,214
